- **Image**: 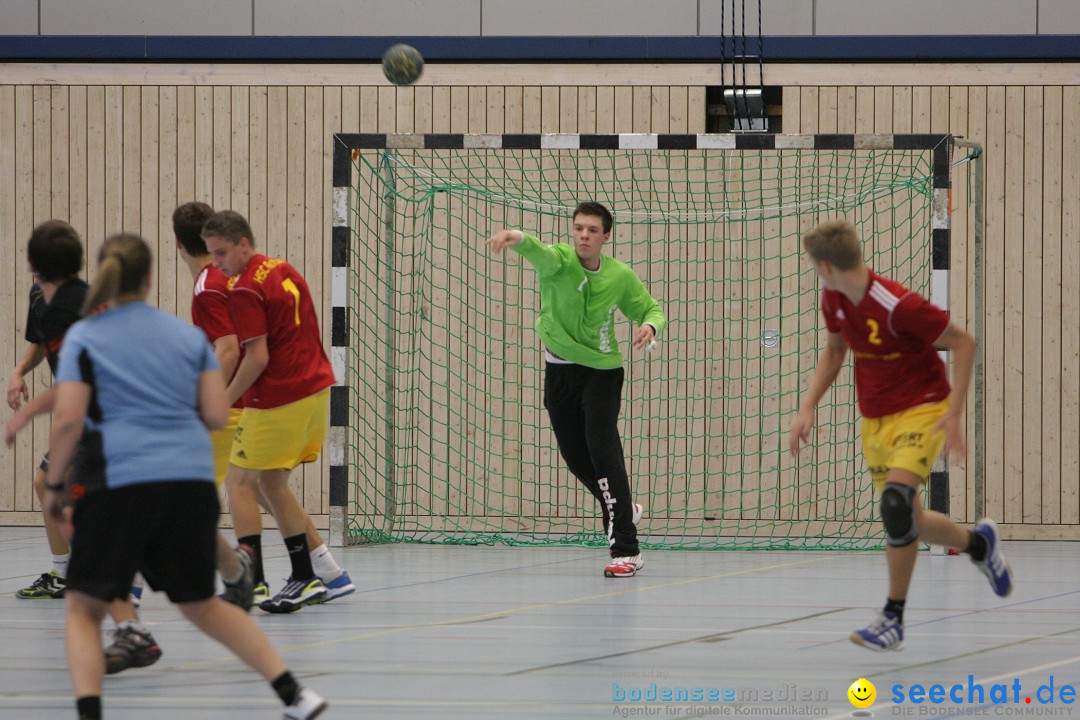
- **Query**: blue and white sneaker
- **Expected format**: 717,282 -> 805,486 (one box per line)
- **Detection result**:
850,610 -> 904,651
321,571 -> 355,601
259,576 -> 327,614
129,584 -> 143,608
972,518 -> 1013,597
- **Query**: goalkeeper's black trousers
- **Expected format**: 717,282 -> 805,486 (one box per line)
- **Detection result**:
544,362 -> 640,558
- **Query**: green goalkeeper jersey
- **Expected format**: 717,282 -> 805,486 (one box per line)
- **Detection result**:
511,232 -> 667,370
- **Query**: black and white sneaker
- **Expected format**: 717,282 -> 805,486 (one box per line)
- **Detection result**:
220,544 -> 256,611
283,687 -> 328,720
105,625 -> 163,674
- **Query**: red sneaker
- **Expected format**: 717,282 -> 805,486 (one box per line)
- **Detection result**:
604,554 -> 644,578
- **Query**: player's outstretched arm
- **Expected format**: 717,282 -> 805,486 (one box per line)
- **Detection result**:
789,332 -> 848,457
485,229 -> 524,255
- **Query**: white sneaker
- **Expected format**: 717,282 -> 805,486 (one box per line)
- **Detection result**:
604,554 -> 645,578
283,687 -> 327,720
632,502 -> 643,525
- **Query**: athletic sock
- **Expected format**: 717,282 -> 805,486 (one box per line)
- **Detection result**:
310,544 -> 343,582
284,534 -> 315,580
116,619 -> 151,635
76,695 -> 102,720
52,553 -> 70,578
965,529 -> 988,562
271,671 -> 300,706
238,534 -> 265,585
884,597 -> 906,624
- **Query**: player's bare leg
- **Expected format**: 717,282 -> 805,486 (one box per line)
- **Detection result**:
255,469 -> 328,612
34,467 -> 69,557
17,467 -> 71,599
225,464 -> 264,537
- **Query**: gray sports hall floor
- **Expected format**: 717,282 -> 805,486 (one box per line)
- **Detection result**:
1,526 -> 1077,719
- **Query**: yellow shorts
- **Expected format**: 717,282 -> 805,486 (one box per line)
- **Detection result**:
230,389 -> 329,471
862,399 -> 949,491
210,408 -> 243,486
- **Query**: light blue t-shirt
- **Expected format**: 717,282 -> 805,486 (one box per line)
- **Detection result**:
56,302 -> 219,489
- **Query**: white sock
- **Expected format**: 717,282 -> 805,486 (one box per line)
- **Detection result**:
52,554 -> 70,579
116,619 -> 151,635
310,544 -> 342,581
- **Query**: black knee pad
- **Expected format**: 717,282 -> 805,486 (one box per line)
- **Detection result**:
880,482 -> 918,547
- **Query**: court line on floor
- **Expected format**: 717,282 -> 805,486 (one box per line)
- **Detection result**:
869,624 -> 1080,677
176,553 -> 850,670
506,607 -> 851,675
799,588 -> 1080,651
819,651 -> 1080,720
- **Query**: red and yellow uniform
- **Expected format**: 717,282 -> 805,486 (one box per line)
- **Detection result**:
191,264 -> 242,485
821,270 -> 951,486
228,254 -> 335,470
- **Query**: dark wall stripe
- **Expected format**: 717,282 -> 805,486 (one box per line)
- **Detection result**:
332,139 -> 351,188
338,132 -> 386,150
735,134 -> 776,150
425,134 -> 465,149
657,134 -> 698,150
331,225 -> 349,268
330,385 -> 348,427
932,228 -> 950,270
580,134 -> 620,150
329,465 -> 347,506
331,306 -> 347,347
814,134 -> 855,149
501,134 -> 542,149
3,35 -> 1080,62
933,143 -> 952,189
928,470 -> 949,514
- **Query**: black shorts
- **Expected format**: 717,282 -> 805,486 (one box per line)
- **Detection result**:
67,481 -> 220,604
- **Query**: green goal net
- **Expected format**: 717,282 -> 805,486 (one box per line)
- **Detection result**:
339,135 -> 947,550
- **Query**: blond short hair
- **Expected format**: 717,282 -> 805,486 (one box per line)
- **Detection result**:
801,220 -> 863,270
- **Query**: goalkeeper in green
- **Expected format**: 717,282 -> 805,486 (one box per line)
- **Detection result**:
486,201 -> 666,577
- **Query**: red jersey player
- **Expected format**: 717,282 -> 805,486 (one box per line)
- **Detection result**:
788,220 -> 1012,652
202,210 -> 352,613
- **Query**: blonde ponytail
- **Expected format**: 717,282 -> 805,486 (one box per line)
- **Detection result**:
81,233 -> 153,316
82,255 -> 123,315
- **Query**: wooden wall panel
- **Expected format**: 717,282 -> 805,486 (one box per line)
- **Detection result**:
1063,86 -> 1080,527
0,62 -> 1075,540
0,86 -> 16,513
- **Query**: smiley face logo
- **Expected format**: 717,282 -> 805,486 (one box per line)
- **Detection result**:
848,678 -> 876,708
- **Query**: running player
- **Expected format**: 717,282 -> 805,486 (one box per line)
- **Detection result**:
44,233 -> 327,720
788,219 -> 1013,651
4,220 -> 166,674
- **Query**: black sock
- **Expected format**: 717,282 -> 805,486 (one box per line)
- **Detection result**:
966,530 -> 988,562
884,597 -> 906,624
76,696 -> 102,720
284,534 -> 315,580
238,534 -> 264,585
272,671 -> 301,706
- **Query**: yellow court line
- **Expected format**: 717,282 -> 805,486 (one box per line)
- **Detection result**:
178,552 -> 853,670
